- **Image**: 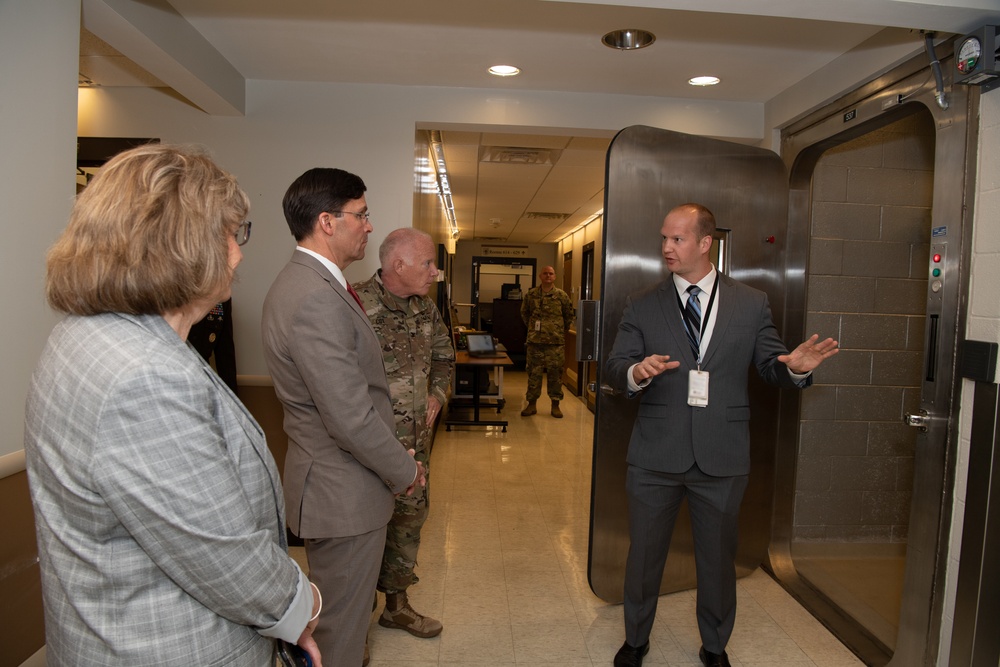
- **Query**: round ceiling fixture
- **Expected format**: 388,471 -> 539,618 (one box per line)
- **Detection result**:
688,75 -> 721,86
602,29 -> 656,50
488,65 -> 521,77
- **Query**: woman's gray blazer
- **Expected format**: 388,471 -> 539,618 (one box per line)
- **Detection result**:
24,313 -> 311,666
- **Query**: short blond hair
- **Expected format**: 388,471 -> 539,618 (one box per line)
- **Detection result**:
46,143 -> 249,315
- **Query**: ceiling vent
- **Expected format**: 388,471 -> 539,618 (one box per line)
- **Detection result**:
524,212 -> 570,221
480,146 -> 562,165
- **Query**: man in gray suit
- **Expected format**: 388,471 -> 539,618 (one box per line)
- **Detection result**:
262,168 -> 425,666
606,203 -> 838,667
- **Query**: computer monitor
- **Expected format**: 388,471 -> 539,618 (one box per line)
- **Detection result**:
466,333 -> 498,357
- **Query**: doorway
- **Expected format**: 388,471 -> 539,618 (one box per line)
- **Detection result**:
769,58 -> 972,666
471,257 -> 534,367
562,251 -> 580,394
790,109 -> 935,656
470,257 -> 534,331
581,243 -> 597,411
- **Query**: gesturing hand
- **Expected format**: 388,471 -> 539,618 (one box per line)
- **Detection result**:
631,353 -> 681,385
778,334 -> 839,374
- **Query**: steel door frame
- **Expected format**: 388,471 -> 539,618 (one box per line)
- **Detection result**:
769,39 -> 974,667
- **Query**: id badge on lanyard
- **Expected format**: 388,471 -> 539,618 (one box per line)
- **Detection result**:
688,370 -> 709,407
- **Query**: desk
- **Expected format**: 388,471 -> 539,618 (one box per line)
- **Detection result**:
445,351 -> 513,431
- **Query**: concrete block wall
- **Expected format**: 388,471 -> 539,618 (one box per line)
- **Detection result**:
796,111 -> 936,542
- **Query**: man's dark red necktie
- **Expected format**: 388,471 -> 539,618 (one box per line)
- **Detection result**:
346,283 -> 364,309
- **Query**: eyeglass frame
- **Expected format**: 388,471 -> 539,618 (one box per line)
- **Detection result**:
330,210 -> 371,224
234,221 -> 252,246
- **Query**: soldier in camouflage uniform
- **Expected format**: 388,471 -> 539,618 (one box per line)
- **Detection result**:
353,228 -> 454,650
520,265 -> 575,418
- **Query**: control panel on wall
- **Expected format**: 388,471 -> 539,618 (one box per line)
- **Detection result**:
923,239 -> 948,387
929,242 -> 946,306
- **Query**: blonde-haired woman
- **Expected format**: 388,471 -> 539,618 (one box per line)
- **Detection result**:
25,144 -> 321,666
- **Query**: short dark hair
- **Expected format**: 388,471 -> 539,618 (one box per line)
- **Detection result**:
282,168 -> 367,241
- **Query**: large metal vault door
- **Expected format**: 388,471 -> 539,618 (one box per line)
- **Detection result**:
588,126 -> 790,601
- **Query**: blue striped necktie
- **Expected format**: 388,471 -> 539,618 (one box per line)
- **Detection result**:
684,285 -> 702,360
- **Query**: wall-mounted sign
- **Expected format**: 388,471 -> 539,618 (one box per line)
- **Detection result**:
481,245 -> 529,257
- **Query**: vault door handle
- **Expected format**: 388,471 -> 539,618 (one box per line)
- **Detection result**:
904,410 -> 929,431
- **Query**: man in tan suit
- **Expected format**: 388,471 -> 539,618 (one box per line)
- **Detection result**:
262,167 -> 424,666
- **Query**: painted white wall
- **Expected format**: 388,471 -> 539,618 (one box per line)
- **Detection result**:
1,0 -> 80,459
965,89 -> 1000,356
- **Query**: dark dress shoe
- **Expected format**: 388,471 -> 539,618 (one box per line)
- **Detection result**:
699,646 -> 731,667
613,641 -> 650,667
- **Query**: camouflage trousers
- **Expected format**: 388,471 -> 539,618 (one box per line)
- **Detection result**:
525,343 -> 565,401
378,458 -> 430,594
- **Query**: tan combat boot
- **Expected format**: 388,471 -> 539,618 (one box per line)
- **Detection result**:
379,590 -> 443,638
520,400 -> 537,416
551,400 -> 563,418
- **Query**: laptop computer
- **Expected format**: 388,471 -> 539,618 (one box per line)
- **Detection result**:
466,333 -> 505,358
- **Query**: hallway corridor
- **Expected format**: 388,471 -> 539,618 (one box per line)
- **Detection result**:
336,371 -> 866,666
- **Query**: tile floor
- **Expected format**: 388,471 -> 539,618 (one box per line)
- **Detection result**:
298,370 -> 866,667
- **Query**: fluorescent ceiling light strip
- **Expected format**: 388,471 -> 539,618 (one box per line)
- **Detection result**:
429,134 -> 459,236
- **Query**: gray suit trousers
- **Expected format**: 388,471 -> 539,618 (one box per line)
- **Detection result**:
306,527 -> 387,666
623,463 -> 749,653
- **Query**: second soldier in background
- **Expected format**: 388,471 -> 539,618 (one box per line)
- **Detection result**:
520,265 -> 575,418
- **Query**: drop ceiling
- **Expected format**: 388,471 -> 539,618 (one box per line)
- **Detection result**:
78,0 -> 998,243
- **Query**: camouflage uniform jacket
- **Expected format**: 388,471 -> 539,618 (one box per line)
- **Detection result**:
521,285 -> 575,346
353,271 -> 455,455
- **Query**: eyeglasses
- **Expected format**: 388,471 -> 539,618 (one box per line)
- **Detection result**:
234,221 -> 252,246
331,210 -> 371,223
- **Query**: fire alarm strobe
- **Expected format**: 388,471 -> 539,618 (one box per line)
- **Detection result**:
955,25 -> 999,86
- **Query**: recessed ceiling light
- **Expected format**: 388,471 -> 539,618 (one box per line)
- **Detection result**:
489,65 -> 520,77
688,76 -> 721,86
602,29 -> 656,50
